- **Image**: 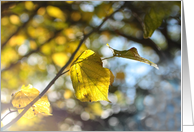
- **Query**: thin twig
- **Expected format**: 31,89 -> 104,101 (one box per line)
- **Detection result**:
1,110 -> 18,122
1,4 -> 125,131
60,70 -> 70,76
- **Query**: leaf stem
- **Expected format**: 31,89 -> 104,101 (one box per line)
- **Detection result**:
1,110 -> 17,122
101,56 -> 115,60
60,70 -> 70,76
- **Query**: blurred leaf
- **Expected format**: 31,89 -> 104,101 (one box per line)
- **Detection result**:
107,44 -> 159,69
9,15 -> 21,25
143,2 -> 173,38
1,47 -> 19,67
71,11 -> 81,21
24,1 -> 34,11
40,43 -> 52,55
55,36 -> 67,45
52,52 -> 68,67
88,103 -> 103,116
10,2 -> 26,15
116,71 -> 125,80
11,84 -> 52,119
46,6 -> 66,21
114,91 -> 125,103
70,50 -> 114,102
63,89 -> 73,99
95,3 -> 113,18
66,1 -> 74,4
29,40 -> 37,50
9,35 -> 26,46
81,12 -> 93,22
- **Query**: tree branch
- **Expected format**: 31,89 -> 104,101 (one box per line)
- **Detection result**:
1,110 -> 17,122
1,4 -> 125,131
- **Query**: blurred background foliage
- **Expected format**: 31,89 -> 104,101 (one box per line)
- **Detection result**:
1,1 -> 181,131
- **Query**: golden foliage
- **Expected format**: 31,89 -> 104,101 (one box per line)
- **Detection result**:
116,72 -> 125,80
52,52 -> 68,67
11,84 -> 52,119
70,50 -> 114,102
63,89 -> 73,99
46,6 -> 66,21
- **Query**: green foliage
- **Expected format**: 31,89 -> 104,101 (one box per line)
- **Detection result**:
143,2 -> 176,38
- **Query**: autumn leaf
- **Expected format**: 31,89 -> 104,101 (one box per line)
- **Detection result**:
11,84 -> 52,119
70,50 -> 114,102
107,44 -> 159,69
46,6 -> 66,21
116,71 -> 125,80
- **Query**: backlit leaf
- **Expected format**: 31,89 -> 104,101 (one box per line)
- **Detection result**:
107,44 -> 159,69
70,50 -> 114,102
11,84 -> 52,119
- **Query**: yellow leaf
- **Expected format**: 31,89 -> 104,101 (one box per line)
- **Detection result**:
37,7 -> 46,16
107,44 -> 159,69
11,84 -> 51,119
70,50 -> 114,102
9,15 -> 20,25
66,1 -> 74,4
89,103 -> 103,116
116,71 -> 125,80
52,52 -> 68,67
25,1 -> 34,11
64,41 -> 88,71
46,6 -> 66,21
95,3 -> 113,18
63,89 -> 73,99
71,11 -> 81,21
9,35 -> 26,46
55,36 -> 66,45
81,12 -> 93,22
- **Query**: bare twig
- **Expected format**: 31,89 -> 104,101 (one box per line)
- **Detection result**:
1,4 -> 125,131
1,110 -> 17,122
